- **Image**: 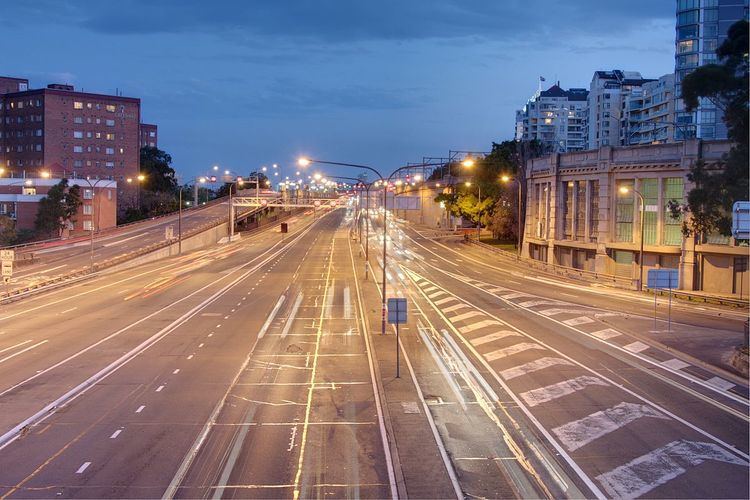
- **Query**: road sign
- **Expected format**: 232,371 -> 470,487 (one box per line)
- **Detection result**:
2,276 -> 9,284
314,200 -> 321,207
329,200 -> 336,207
1,260 -> 12,278
732,201 -> 750,239
647,268 -> 678,290
280,222 -> 288,234
0,249 -> 14,261
387,298 -> 407,324
165,226 -> 174,240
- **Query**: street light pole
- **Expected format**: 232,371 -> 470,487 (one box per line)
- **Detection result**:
619,186 -> 645,291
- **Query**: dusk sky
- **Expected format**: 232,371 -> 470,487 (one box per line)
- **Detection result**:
5,1 -> 675,180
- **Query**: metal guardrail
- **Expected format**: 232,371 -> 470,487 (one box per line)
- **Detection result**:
647,287 -> 749,308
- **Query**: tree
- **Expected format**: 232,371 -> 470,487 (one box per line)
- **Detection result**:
140,146 -> 177,193
34,179 -> 82,238
679,20 -> 749,237
0,215 -> 17,246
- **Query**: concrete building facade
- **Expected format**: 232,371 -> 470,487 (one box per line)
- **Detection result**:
622,74 -> 676,146
515,83 -> 588,153
522,139 -> 748,296
0,177 -> 117,235
674,0 -> 749,140
140,123 -> 158,149
0,78 -> 140,212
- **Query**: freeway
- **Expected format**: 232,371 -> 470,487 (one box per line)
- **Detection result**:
362,212 -> 749,498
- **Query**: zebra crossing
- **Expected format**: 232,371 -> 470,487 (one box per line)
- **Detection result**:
406,270 -> 749,499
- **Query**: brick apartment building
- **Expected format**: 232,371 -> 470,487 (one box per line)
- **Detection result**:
0,76 -> 141,214
140,123 -> 158,148
0,176 -> 117,235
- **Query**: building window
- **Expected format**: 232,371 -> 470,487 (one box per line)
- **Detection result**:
83,188 -> 94,200
149,131 -> 156,137
73,146 -> 83,153
641,179 -> 658,245
106,133 -> 115,140
74,101 -> 83,109
35,144 -> 42,152
105,161 -> 115,168
74,116 -> 83,124
83,204 -> 93,215
74,160 -> 83,167
678,40 -> 696,53
73,131 -> 83,139
83,220 -> 93,231
589,180 -> 599,242
575,181 -> 586,241
35,129 -> 43,137
663,178 -> 684,246
105,119 -> 115,126
22,187 -> 36,195
562,181 -> 574,239
615,180 -> 634,242
106,104 -> 116,112
105,147 -> 115,155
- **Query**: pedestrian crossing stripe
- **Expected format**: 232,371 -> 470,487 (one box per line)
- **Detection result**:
459,319 -> 503,334
450,310 -> 484,322
485,342 -> 544,361
470,330 -> 519,346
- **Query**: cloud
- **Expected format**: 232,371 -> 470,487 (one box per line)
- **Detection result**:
12,0 -> 673,45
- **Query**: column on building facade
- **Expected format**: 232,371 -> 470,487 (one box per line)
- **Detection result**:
594,162 -> 611,275
546,155 -> 560,265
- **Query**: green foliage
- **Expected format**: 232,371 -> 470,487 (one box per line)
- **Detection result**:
34,179 -> 82,238
680,20 -> 749,237
0,215 -> 17,246
140,146 -> 177,193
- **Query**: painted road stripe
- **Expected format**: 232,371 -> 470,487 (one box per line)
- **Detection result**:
499,356 -> 575,380
706,376 -> 735,391
459,319 -> 502,334
591,328 -> 621,340
0,340 -> 33,354
433,297 -> 455,306
595,440 -> 747,499
520,375 -> 608,407
76,462 -> 91,474
487,287 -> 509,294
442,303 -> 470,313
539,308 -> 591,317
450,310 -> 484,322
110,429 -> 122,439
428,291 -> 448,299
423,285 -> 439,293
498,292 -> 531,300
156,385 -> 165,392
470,331 -> 519,346
552,402 -> 669,452
343,287 -> 352,319
485,342 -> 544,361
518,300 -> 562,308
662,358 -> 691,370
562,316 -> 594,326
173,369 -> 180,374
624,341 -> 650,353
135,405 -> 145,413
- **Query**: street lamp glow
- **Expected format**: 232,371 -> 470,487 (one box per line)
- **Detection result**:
224,170 -> 230,175
414,174 -> 422,181
199,177 -> 206,183
40,171 -> 51,179
619,186 -> 630,194
262,166 -> 268,172
465,181 -> 472,187
272,164 -> 278,169
137,174 -> 145,182
501,175 -> 511,183
24,179 -> 33,186
298,157 -> 311,167
213,165 -> 219,171
462,158 -> 475,168
126,177 -> 133,183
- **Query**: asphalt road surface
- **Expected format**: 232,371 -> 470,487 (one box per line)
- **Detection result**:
0,205 -> 747,499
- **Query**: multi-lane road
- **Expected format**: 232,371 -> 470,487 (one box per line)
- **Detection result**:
0,206 -> 747,499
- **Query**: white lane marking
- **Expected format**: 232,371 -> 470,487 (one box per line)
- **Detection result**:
624,341 -> 650,353
198,343 -> 204,348
187,354 -> 194,360
562,316 -> 594,327
258,294 -> 286,339
485,342 -> 544,361
486,287 -> 509,293
520,376 -> 609,407
0,340 -> 49,365
102,233 -> 142,247
706,376 -> 735,391
552,402 -> 669,452
539,308 -> 591,317
282,293 -> 304,338
470,331 -> 520,346
422,285 -> 439,293
156,385 -> 165,392
60,307 -> 78,314
595,440 -> 748,499
343,287 -> 352,319
200,313 -> 222,317
590,328 -> 621,340
0,339 -> 33,354
662,358 -> 691,370
173,369 -> 180,374
499,357 -> 575,381
459,319 -> 502,334
208,333 -> 213,338
498,292 -> 531,300
135,405 -> 145,413
110,429 -> 122,439
442,303 -> 470,313
433,297 -> 456,306
518,300 -> 562,308
76,462 -> 91,474
450,310 -> 484,323
427,290 -> 448,299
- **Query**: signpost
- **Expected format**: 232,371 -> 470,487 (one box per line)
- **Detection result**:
647,268 -> 678,332
1,249 -> 14,288
165,226 -> 174,241
387,297 -> 407,378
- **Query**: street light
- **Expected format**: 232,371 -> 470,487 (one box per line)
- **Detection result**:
77,176 -> 112,270
178,177 -> 206,254
619,185 -> 645,291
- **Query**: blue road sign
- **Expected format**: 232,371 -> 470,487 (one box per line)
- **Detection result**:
387,298 -> 407,324
647,268 -> 679,290
732,201 -> 750,240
